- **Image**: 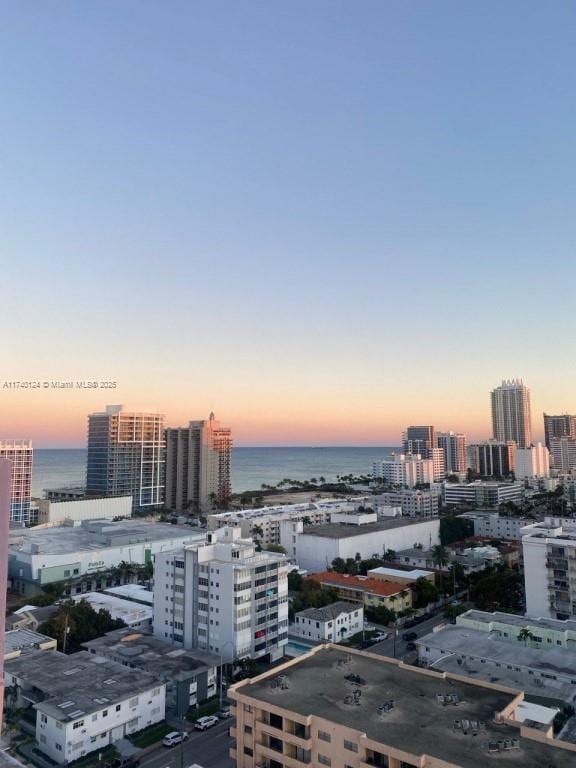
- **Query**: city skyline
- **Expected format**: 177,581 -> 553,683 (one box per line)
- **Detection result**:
2,3 -> 576,447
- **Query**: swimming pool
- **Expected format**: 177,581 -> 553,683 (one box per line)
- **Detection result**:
284,640 -> 316,657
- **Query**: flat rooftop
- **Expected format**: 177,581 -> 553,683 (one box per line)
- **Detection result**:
72,593 -> 152,625
4,629 -> 55,655
301,517 -> 434,539
103,584 -> 154,605
368,566 -> 434,580
460,610 -> 576,634
83,628 -> 220,679
5,649 -> 160,721
9,520 -> 203,555
236,645 -> 575,767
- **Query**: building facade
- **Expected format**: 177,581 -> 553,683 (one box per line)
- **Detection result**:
550,438 -> 576,472
515,443 -> 550,479
165,413 -> 232,513
377,489 -> 440,518
0,458 -> 12,735
468,440 -> 516,477
0,440 -> 33,524
544,413 -> 576,451
402,425 -> 436,456
86,405 -> 165,511
523,519 -> 576,620
437,431 -> 467,474
34,495 -> 133,527
459,511 -> 531,540
491,379 -> 532,448
443,481 -> 523,508
153,526 -> 289,662
372,454 -> 434,488
308,572 -> 413,612
293,602 -> 363,643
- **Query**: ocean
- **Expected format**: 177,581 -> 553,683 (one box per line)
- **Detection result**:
31,447 -> 399,497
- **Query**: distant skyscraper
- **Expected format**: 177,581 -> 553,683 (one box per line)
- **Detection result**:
165,413 -> 232,513
0,458 -> 12,734
490,380 -> 532,448
468,441 -> 516,478
437,431 -> 467,474
515,443 -> 550,479
543,413 -> 576,451
0,439 -> 33,524
550,437 -> 576,472
86,405 -> 165,510
403,426 -> 436,457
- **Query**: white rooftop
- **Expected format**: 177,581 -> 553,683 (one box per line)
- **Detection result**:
72,592 -> 153,626
367,566 -> 434,581
103,584 -> 154,605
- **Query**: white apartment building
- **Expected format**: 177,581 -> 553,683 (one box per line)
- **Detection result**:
292,601 -> 363,643
153,526 -> 289,662
550,438 -> 576,472
437,431 -> 467,474
443,480 -> 523,508
34,495 -> 133,527
457,609 -> 576,650
429,447 -> 446,482
515,443 -> 550,479
372,454 -> 434,488
460,511 -> 532,540
491,379 -> 532,448
523,518 -> 576,620
5,650 -> 165,765
377,489 -> 440,518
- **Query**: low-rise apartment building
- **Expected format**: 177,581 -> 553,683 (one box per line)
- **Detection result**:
229,644 -> 576,768
443,481 -> 524,508
293,602 -> 363,643
457,609 -> 576,650
376,489 -> 440,518
308,572 -> 412,613
4,649 -> 165,765
459,510 -> 532,540
33,495 -> 133,527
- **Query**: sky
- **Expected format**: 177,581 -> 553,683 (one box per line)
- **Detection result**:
1,1 -> 575,447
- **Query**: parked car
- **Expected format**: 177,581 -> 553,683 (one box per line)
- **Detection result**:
372,632 -> 389,642
406,641 -> 417,651
402,631 -> 418,641
217,706 -> 231,719
195,715 -> 219,731
163,732 -> 188,747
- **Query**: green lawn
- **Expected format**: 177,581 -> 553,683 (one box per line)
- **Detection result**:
68,745 -> 119,768
128,722 -> 174,748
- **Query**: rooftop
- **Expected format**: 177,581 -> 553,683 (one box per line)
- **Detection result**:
103,584 -> 154,605
367,566 -> 434,580
82,628 -> 220,680
5,649 -> 161,721
295,601 -> 362,622
460,610 -> 576,634
301,517 -> 434,540
4,629 -> 56,656
71,593 -> 152,625
309,572 -> 407,597
233,645 -> 575,767
8,520 -> 203,555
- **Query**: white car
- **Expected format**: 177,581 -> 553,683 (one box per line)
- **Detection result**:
372,632 -> 389,642
194,715 -> 219,731
162,732 -> 188,747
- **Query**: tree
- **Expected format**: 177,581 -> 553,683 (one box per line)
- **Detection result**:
431,545 -> 450,569
517,627 -> 534,645
444,603 -> 467,622
412,578 -> 439,609
440,516 -> 474,546
288,571 -> 303,592
251,524 -> 264,544
263,543 -> 286,554
331,557 -> 347,573
39,600 -> 125,653
383,549 -> 397,563
469,570 -> 524,612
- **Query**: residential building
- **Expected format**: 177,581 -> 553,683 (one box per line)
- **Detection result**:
395,547 -> 447,571
367,566 -> 436,585
550,437 -> 576,472
417,624 -> 576,705
544,413 -> 576,451
4,629 -> 57,660
308,572 -> 413,613
8,520 -> 203,596
4,650 -> 165,765
372,453 -> 434,488
293,601 -> 363,643
429,447 -> 446,481
71,592 -> 153,629
229,644 -> 576,768
443,480 -> 523,508
0,458 -> 11,735
286,516 -> 440,573
402,425 -> 436,456
522,518 -> 576,620
0,440 -> 33,524
516,443 -> 550,479
437,431 -> 467,474
34,495 -> 133,527
102,583 -> 154,606
86,405 -> 165,511
457,609 -> 576,650
153,526 -> 289,662
459,511 -> 531,540
454,545 -> 502,573
468,440 -> 516,477
45,487 -> 86,501
377,489 -> 440,518
165,413 -> 232,513
83,628 -> 220,717
5,605 -> 59,633
491,379 -> 532,448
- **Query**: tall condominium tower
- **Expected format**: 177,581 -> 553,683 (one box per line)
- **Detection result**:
165,413 -> 232,513
402,425 -> 436,456
86,405 -> 165,510
0,439 -> 33,524
437,431 -> 467,474
543,413 -> 576,451
490,379 -> 532,448
0,458 -> 12,734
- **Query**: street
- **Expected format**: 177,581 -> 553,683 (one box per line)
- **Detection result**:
141,720 -> 233,768
367,612 -> 448,661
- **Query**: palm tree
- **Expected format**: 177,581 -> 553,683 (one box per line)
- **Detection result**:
431,545 -> 450,570
517,627 -> 534,646
251,524 -> 264,544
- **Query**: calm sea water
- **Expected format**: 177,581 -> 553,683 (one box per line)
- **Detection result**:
32,447 -> 399,497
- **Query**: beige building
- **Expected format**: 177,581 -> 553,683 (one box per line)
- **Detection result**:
165,413 -> 232,512
229,644 -> 576,768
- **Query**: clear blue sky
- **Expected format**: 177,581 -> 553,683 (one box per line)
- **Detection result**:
1,1 -> 575,446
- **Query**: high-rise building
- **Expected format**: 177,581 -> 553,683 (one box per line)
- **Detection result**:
86,405 -> 165,510
523,518 -> 576,620
153,526 -> 289,662
372,453 -> 434,488
402,425 -> 436,456
491,379 -> 532,448
0,439 -> 33,524
437,431 -> 467,474
468,440 -> 516,477
0,458 -> 12,735
544,413 -> 576,451
165,413 -> 232,513
515,442 -> 550,479
550,437 -> 576,472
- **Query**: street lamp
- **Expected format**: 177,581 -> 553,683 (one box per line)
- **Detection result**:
219,640 -> 235,709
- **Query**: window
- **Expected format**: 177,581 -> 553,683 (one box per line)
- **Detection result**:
72,720 -> 85,729
318,731 -> 331,742
344,740 -> 358,753
116,705 -> 121,712
244,725 -> 253,735
318,755 -> 331,766
244,747 -> 254,756
244,704 -> 253,713
40,715 -> 47,724
56,745 -> 63,752
102,710 -> 108,717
